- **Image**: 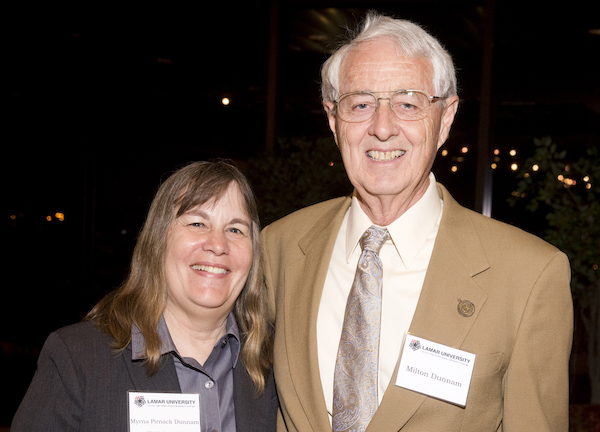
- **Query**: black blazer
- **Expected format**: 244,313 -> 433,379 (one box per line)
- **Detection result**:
11,321 -> 278,431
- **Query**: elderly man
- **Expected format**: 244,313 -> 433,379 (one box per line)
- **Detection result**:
261,12 -> 573,432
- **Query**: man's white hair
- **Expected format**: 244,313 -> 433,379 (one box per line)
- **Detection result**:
321,11 -> 457,104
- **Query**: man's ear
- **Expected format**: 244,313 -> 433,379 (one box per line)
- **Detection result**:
436,95 -> 459,150
323,101 -> 339,146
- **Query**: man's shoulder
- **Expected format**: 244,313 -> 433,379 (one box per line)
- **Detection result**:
469,207 -> 557,251
261,196 -> 350,260
442,189 -> 561,257
276,196 -> 349,222
264,196 -> 350,235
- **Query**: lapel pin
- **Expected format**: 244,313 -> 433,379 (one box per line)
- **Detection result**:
457,299 -> 475,317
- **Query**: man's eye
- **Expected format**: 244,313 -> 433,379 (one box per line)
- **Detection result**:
351,99 -> 375,111
398,102 -> 417,110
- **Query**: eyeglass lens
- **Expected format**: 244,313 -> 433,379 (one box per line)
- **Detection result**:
338,91 -> 431,122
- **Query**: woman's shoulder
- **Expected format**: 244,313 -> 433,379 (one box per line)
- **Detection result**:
52,320 -> 105,340
44,320 -> 117,361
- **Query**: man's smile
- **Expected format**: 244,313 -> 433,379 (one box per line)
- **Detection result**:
367,150 -> 406,161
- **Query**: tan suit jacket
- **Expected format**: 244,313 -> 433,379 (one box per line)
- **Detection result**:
261,184 -> 572,432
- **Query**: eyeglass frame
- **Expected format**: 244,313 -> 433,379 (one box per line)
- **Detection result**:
332,89 -> 444,122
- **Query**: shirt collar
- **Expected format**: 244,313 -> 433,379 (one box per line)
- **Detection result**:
131,313 -> 241,367
346,172 -> 443,267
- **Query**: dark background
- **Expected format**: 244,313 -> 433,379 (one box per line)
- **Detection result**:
3,0 -> 599,425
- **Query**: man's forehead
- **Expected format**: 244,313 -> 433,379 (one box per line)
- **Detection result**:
340,56 -> 431,92
338,39 -> 432,91
343,59 -> 420,79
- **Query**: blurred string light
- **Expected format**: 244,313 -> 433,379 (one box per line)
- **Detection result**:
45,212 -> 65,222
553,173 -> 594,189
221,97 -> 230,106
436,146 -> 592,178
513,157 -> 594,190
439,145 -> 527,174
557,174 -> 577,187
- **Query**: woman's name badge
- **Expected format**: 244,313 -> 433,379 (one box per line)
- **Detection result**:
128,391 -> 200,432
395,335 -> 476,407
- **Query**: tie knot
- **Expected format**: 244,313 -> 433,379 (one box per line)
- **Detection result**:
360,225 -> 390,254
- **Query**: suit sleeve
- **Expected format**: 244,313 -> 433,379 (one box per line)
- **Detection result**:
503,251 -> 573,431
11,331 -> 83,431
261,224 -> 277,322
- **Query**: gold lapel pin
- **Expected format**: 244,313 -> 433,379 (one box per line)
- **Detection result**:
457,299 -> 475,317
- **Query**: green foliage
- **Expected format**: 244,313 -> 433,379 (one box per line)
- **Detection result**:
508,137 -> 600,302
246,136 -> 352,226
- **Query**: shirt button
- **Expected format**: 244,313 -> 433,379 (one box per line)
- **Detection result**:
205,380 -> 214,389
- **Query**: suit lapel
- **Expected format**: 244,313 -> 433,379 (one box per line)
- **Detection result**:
123,346 -> 182,392
369,184 -> 490,431
233,360 -> 277,432
284,197 -> 351,431
233,364 -> 257,430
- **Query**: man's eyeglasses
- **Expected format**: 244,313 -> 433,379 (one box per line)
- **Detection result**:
334,90 -> 442,122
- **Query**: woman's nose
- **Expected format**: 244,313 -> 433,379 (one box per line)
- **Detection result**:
203,230 -> 229,255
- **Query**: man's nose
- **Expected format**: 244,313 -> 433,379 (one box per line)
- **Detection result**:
370,98 -> 399,140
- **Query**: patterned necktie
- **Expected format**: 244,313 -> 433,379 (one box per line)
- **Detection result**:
332,225 -> 390,432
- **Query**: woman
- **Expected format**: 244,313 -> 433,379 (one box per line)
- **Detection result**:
11,161 -> 277,432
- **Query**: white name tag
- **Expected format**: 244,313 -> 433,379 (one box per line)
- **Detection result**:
128,391 -> 201,432
395,335 -> 476,407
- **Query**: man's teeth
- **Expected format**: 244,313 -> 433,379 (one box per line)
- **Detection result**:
191,265 -> 229,274
367,150 -> 405,161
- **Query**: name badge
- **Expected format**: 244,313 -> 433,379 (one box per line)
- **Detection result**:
395,335 -> 476,407
128,391 -> 201,432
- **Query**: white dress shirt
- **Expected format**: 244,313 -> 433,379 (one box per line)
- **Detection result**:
317,173 -> 443,418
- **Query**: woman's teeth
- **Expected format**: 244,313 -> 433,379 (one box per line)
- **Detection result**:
191,265 -> 229,274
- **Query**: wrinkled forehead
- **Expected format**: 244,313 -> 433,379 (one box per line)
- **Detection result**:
339,39 -> 434,94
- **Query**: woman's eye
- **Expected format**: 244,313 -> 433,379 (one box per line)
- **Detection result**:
189,222 -> 206,228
